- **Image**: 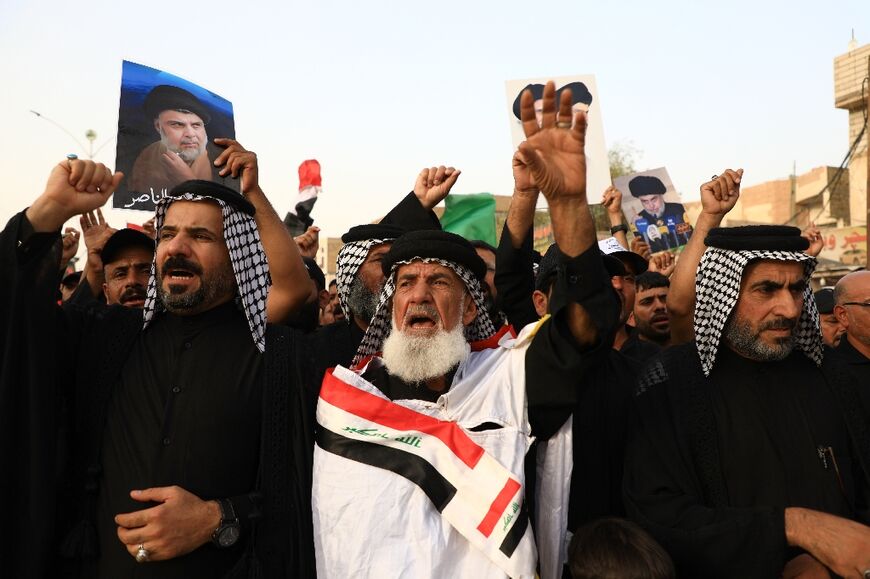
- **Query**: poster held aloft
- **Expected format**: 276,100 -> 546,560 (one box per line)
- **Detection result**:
114,60 -> 239,212
613,167 -> 692,251
504,74 -> 610,203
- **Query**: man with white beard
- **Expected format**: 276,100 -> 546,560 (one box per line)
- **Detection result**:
311,81 -> 620,578
128,85 -> 223,196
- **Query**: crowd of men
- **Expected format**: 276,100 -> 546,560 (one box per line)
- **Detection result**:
2,80 -> 870,579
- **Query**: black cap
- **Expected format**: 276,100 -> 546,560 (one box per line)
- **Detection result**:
557,81 -> 593,107
144,85 -> 211,124
814,288 -> 836,314
168,180 -> 255,216
704,225 -> 809,252
512,83 -> 545,120
629,175 -> 667,198
341,223 -> 405,244
382,230 -> 487,282
101,228 -> 155,266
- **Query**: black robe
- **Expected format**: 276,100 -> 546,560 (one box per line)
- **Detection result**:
0,211 -> 315,578
624,342 -> 870,578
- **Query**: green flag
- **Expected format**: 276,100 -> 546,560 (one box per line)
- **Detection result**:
440,193 -> 497,246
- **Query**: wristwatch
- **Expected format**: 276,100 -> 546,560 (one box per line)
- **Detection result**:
211,498 -> 241,548
610,224 -> 628,235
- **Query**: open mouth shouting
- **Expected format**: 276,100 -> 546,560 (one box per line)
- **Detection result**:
402,305 -> 441,334
161,257 -> 203,292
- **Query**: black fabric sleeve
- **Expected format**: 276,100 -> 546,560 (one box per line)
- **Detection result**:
525,244 -> 621,438
380,192 -> 441,231
623,374 -> 789,578
494,224 -> 538,331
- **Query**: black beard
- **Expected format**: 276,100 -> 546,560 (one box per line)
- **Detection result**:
347,276 -> 380,324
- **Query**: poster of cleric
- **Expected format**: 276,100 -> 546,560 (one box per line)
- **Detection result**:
613,167 -> 692,252
113,60 -> 238,212
505,74 -> 610,203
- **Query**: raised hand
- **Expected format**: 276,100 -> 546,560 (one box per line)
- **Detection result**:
700,169 -> 742,217
80,209 -> 117,272
515,81 -> 587,205
630,236 -> 652,260
802,223 -> 824,257
294,226 -> 320,259
602,185 -> 624,216
213,138 -> 259,195
414,166 -> 461,210
60,227 -> 80,268
141,217 -> 157,240
648,251 -> 676,277
28,159 -> 123,232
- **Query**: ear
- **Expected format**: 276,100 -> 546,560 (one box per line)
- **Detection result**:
102,282 -> 109,301
627,311 -> 637,327
532,290 -> 549,318
317,289 -> 331,310
153,118 -> 161,134
461,294 -> 478,327
833,304 -> 849,328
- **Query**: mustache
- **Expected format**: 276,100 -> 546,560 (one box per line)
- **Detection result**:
759,317 -> 796,331
403,304 -> 441,323
160,256 -> 203,277
119,285 -> 147,303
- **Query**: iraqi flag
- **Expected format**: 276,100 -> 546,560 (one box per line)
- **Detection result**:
284,159 -> 322,236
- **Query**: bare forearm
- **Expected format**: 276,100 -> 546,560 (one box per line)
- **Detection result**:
247,187 -> 313,317
505,190 -> 538,249
549,200 -> 595,258
667,212 -> 723,342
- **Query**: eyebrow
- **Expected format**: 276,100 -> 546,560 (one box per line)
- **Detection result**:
751,279 -> 807,291
161,225 -> 217,236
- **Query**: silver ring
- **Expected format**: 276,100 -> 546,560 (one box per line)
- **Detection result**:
556,121 -> 572,129
863,570 -> 870,579
135,544 -> 150,563
66,153 -> 78,169
711,174 -> 718,180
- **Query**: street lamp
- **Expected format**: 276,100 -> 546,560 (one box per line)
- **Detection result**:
30,110 -> 114,159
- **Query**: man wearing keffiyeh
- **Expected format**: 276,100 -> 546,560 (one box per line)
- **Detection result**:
312,81 -> 621,579
623,173 -> 870,578
0,142 -> 317,577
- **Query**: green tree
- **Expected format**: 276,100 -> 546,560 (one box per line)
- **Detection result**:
608,140 -> 641,179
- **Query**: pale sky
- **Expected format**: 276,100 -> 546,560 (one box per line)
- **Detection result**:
1,0 -> 868,258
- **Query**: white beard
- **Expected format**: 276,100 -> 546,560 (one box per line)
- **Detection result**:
159,128 -> 206,163
381,320 -> 469,384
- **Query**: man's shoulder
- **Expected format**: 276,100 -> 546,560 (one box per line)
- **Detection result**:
635,342 -> 700,397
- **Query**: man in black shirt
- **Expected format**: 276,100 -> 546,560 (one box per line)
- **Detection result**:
1,143 -> 316,577
624,216 -> 870,577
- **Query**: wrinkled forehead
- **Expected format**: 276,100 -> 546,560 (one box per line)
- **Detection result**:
740,258 -> 807,288
162,199 -> 223,233
395,260 -> 465,286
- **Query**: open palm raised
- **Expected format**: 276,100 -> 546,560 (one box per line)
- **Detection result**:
515,81 -> 587,204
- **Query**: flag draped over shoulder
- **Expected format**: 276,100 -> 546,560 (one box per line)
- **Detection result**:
283,159 -> 322,236
441,193 -> 497,247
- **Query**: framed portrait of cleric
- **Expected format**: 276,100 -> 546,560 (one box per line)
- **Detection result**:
613,167 -> 692,252
504,74 -> 610,203
113,60 -> 238,212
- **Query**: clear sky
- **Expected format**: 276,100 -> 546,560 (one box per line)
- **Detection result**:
1,0 -> 868,250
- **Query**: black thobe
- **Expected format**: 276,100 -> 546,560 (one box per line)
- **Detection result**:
828,338 -> 870,415
92,302 -> 262,577
495,224 -> 631,530
0,211 -> 315,579
619,325 -> 661,364
624,343 -> 870,578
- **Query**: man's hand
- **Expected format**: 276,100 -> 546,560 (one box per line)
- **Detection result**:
414,166 -> 461,210
700,169 -> 743,217
295,226 -> 320,259
602,186 -> 624,217
213,138 -> 259,195
115,486 -> 220,562
160,152 -> 196,183
515,81 -> 587,205
782,554 -> 832,579
60,227 -> 80,268
27,159 -> 123,233
630,236 -> 652,260
802,223 -> 824,257
80,209 -> 117,272
786,507 -> 870,579
648,251 -> 676,277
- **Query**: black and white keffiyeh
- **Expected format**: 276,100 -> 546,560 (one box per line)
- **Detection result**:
336,239 -> 392,322
142,192 -> 270,352
694,247 -> 822,376
352,257 -> 497,368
